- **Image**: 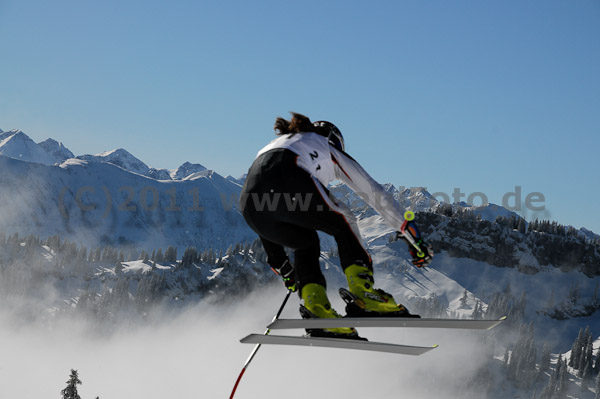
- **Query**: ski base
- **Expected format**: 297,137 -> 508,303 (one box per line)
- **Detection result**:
267,316 -> 506,330
240,334 -> 437,356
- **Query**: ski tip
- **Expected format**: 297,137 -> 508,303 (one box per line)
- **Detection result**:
240,334 -> 256,344
499,316 -> 508,321
432,344 -> 439,349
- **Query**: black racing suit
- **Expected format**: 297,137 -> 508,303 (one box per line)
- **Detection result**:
240,132 -> 408,291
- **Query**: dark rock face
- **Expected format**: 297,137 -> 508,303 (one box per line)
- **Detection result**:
417,211 -> 600,277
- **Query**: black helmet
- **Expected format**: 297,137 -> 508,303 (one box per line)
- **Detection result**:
313,121 -> 345,152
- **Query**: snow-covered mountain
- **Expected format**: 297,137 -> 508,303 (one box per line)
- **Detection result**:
77,148 -> 152,176
579,227 -> 600,242
0,128 -> 223,181
0,155 -> 254,251
0,129 -> 258,250
170,161 -> 208,180
0,130 -> 57,165
38,138 -> 75,163
77,148 -> 212,181
226,173 -> 247,186
0,127 -> 597,253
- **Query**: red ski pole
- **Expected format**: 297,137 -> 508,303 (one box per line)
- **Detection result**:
229,290 -> 292,399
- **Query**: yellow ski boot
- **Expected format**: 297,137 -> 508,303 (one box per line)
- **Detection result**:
342,263 -> 419,318
300,283 -> 364,339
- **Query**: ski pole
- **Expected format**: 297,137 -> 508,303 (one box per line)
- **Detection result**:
399,210 -> 425,257
229,290 -> 292,399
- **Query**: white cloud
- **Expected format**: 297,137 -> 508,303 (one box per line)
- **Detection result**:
0,285 -> 495,399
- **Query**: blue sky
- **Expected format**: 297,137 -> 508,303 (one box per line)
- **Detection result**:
1,0 -> 599,233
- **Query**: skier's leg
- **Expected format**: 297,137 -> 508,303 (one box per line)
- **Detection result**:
280,173 -> 415,316
256,224 -> 357,336
279,172 -> 372,270
259,237 -> 288,271
252,222 -> 325,291
290,230 -> 325,289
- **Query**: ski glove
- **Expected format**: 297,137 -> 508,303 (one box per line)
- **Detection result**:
272,259 -> 297,292
408,240 -> 433,268
397,214 -> 434,268
396,232 -> 434,268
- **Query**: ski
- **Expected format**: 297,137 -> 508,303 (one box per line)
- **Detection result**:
240,334 -> 437,356
267,316 -> 506,330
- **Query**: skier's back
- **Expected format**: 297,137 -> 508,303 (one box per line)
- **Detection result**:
240,112 -> 433,338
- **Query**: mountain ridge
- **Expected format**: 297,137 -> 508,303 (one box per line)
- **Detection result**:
0,128 -> 220,182
0,127 -> 598,252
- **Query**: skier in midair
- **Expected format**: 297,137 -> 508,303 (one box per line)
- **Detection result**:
240,112 -> 433,339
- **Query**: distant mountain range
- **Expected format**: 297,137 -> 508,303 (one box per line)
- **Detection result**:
0,127 -> 598,251
0,128 -> 252,250
0,128 -> 212,181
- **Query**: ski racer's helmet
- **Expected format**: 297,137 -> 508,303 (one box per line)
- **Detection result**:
313,121 -> 345,152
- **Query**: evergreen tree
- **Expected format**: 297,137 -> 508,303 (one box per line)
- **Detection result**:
115,261 -> 124,276
113,276 -> 130,312
579,330 -> 594,379
155,248 -> 164,262
181,247 -> 198,268
540,355 -> 568,399
508,322 -> 537,389
61,369 -> 82,399
472,300 -> 484,319
570,327 -> 585,368
582,360 -> 593,392
538,343 -> 552,381
77,247 -> 88,263
164,246 -> 177,262
556,355 -> 569,399
595,371 -> 600,399
578,327 -> 592,371
459,289 -> 469,309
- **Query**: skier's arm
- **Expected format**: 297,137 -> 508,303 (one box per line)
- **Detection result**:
329,148 -> 406,232
330,148 -> 434,267
396,211 -> 434,267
